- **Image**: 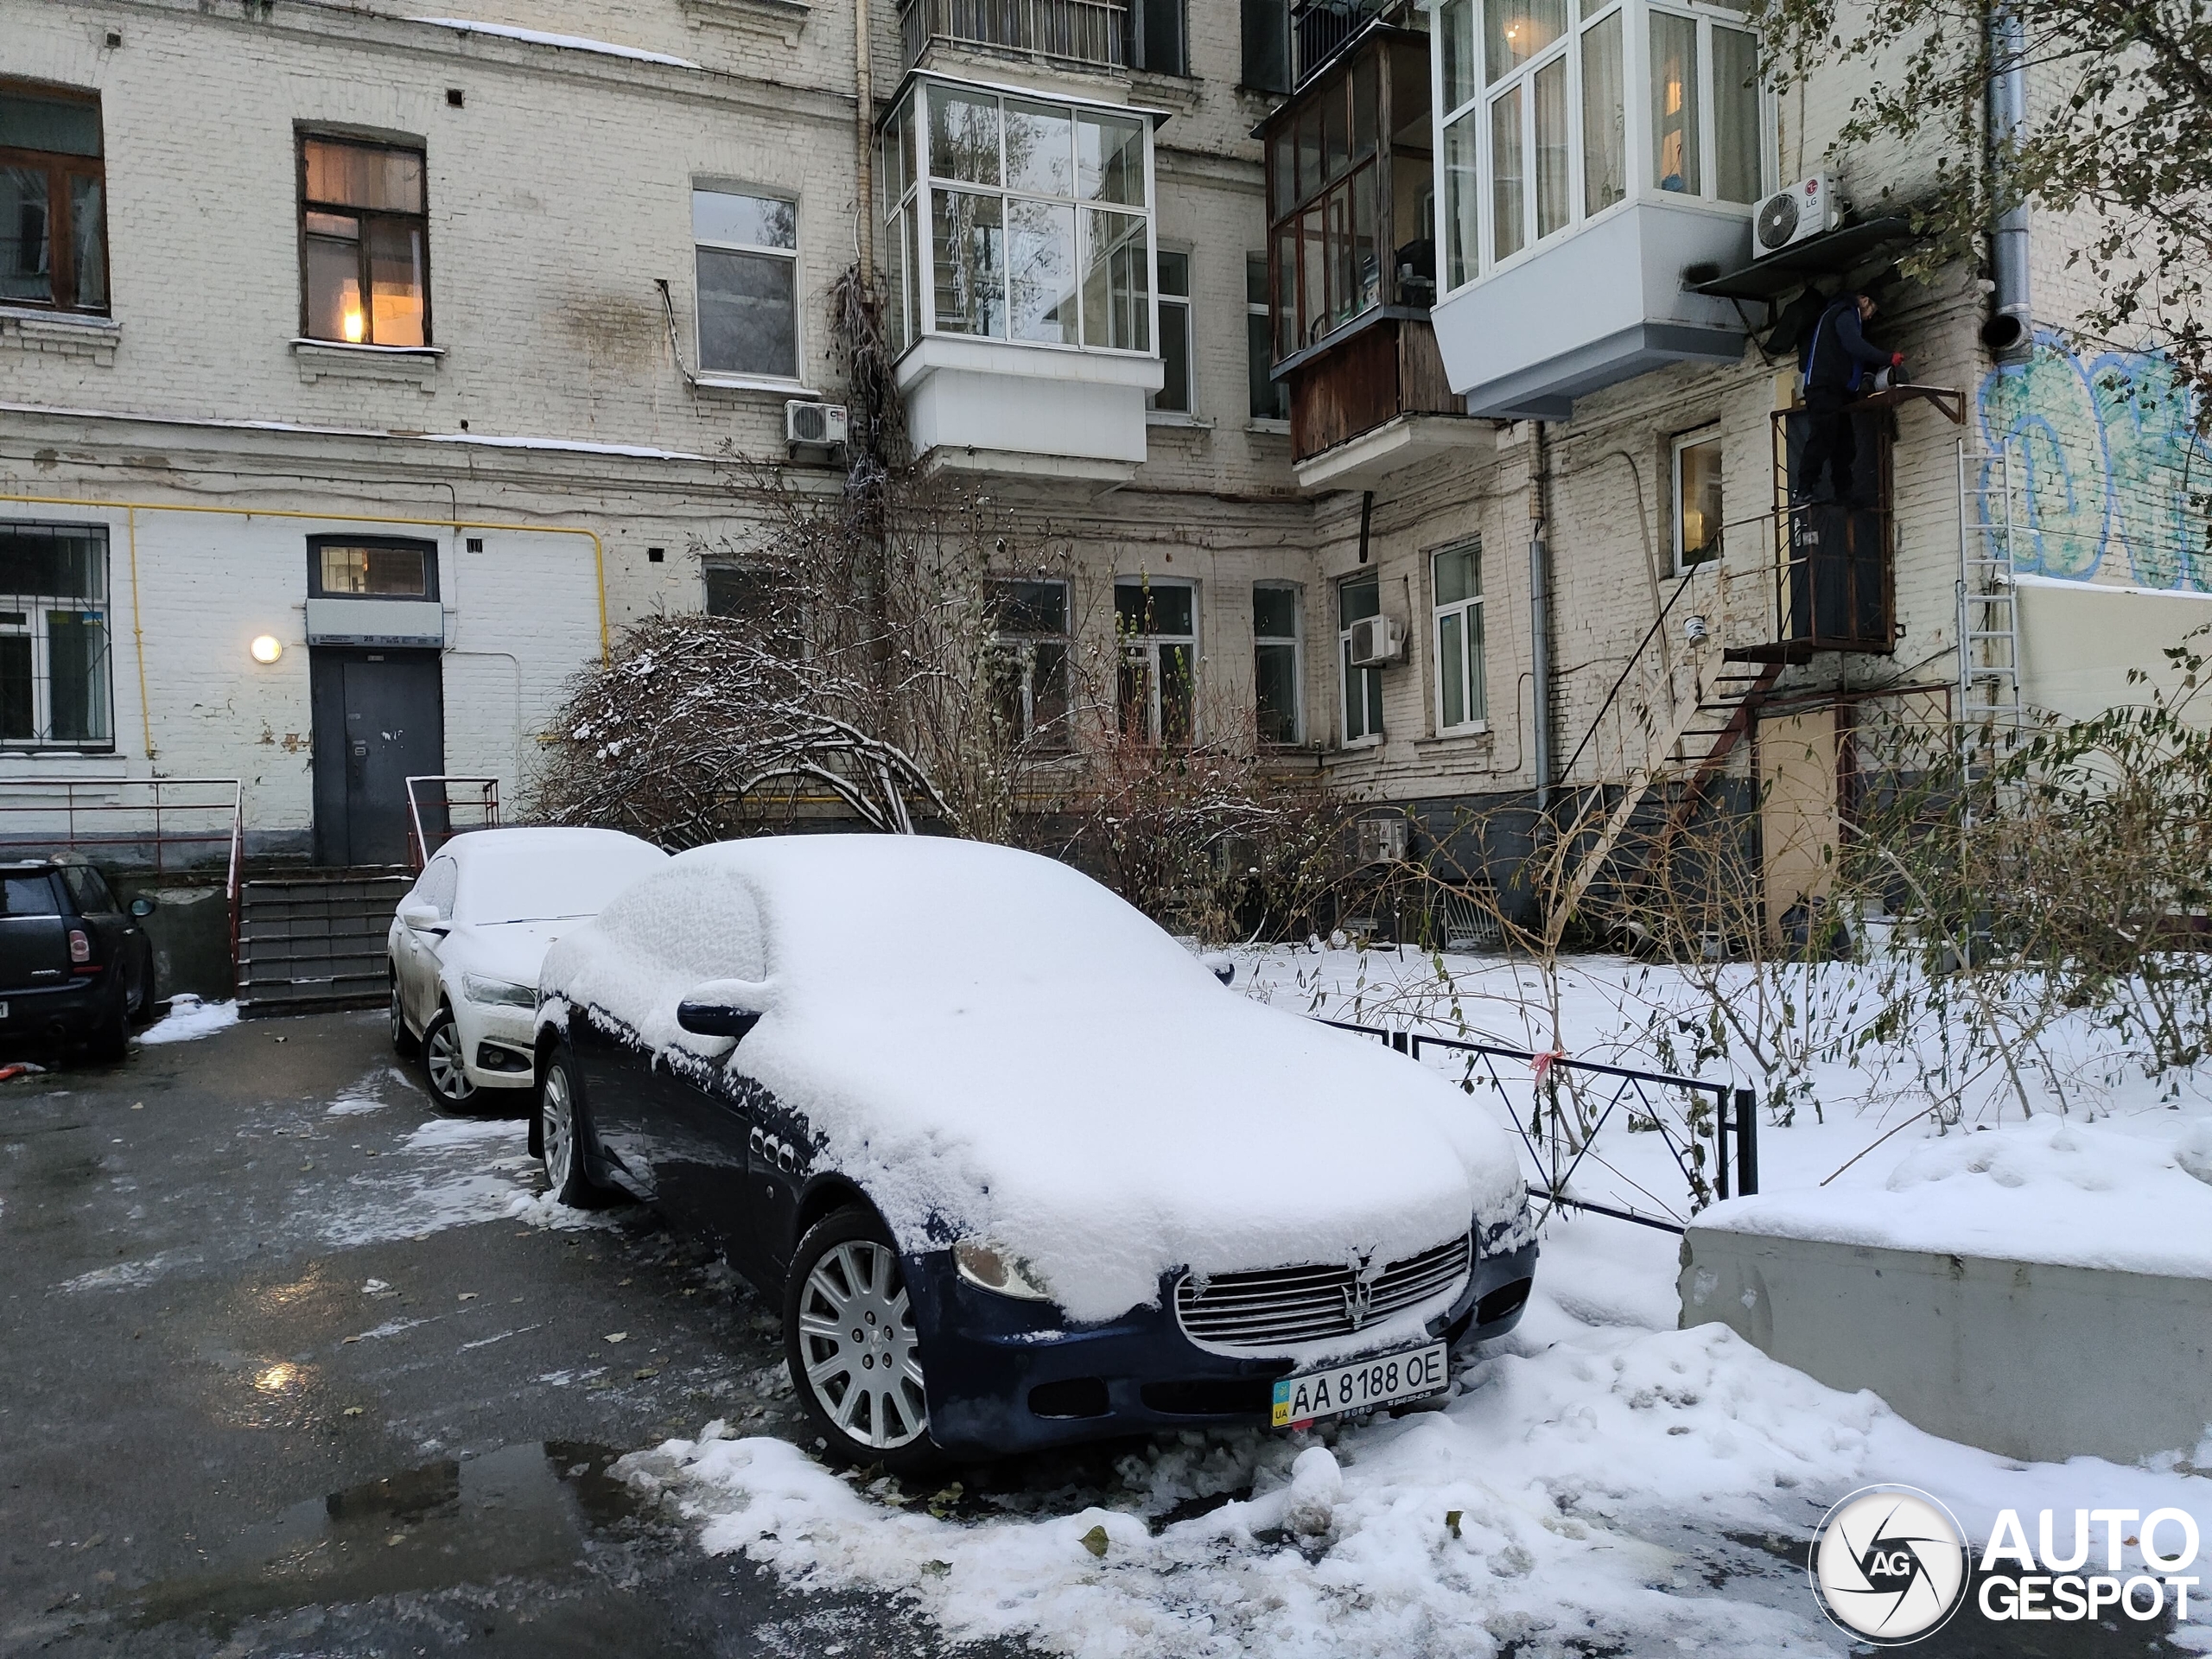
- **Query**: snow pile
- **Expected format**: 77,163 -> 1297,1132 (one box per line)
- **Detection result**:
407,17 -> 701,67
1700,1114 -> 2212,1276
542,837 -> 1527,1330
137,994 -> 238,1045
624,1295 -> 2212,1657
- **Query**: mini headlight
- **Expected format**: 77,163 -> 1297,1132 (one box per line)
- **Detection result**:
952,1240 -> 1052,1301
461,973 -> 537,1009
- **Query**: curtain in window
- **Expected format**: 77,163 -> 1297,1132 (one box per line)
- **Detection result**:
1580,11 -> 1626,215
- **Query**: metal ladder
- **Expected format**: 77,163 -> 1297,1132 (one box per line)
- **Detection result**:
1955,436 -> 2025,752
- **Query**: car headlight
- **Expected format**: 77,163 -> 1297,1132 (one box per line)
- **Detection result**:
461,973 -> 536,1010
952,1240 -> 1052,1301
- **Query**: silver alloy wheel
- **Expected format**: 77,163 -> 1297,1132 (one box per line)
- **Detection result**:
389,983 -> 407,1046
797,1239 -> 928,1450
426,1014 -> 475,1103
541,1062 -> 575,1192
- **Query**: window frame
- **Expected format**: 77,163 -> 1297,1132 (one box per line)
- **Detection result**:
1114,576 -> 1198,746
1245,251 -> 1290,422
1338,572 -> 1383,749
0,79 -> 109,317
1133,0 -> 1189,76
305,534 -> 442,601
1430,538 -> 1487,735
880,75 -> 1160,363
1670,423 -> 1725,574
691,181 -> 804,384
987,577 -> 1073,750
1149,246 -> 1195,416
1254,581 -> 1304,746
296,130 -> 433,348
1432,0 -> 1767,298
0,519 -> 115,753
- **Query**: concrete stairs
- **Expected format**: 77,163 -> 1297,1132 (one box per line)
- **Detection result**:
237,868 -> 410,1018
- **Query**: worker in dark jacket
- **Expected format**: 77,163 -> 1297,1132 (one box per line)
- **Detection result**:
1795,291 -> 1904,503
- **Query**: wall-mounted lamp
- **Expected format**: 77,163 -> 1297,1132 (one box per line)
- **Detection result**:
250,634 -> 284,664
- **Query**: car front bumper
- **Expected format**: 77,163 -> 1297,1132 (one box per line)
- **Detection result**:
453,997 -> 537,1090
904,1239 -> 1538,1459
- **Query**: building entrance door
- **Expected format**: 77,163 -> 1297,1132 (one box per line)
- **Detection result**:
310,648 -> 445,867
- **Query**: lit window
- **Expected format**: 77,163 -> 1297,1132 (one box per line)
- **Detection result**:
0,83 -> 107,315
1152,250 -> 1192,413
0,522 -> 112,748
1673,427 -> 1724,571
300,135 -> 428,346
309,537 -> 436,600
1254,584 -> 1302,744
694,188 -> 799,379
988,579 -> 1071,749
1116,579 -> 1196,744
1338,573 -> 1382,746
1432,542 -> 1485,732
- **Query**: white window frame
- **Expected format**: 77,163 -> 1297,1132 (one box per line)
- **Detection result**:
691,182 -> 804,386
1671,423 -> 1724,574
988,577 -> 1073,748
1253,581 -> 1303,745
1149,245 -> 1197,418
882,73 -> 1160,362
0,522 -> 113,752
1431,540 -> 1487,735
1338,572 -> 1383,749
1115,576 -> 1199,743
1432,0 -> 1770,297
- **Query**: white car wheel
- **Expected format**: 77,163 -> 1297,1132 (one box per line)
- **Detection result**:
423,1007 -> 476,1108
790,1223 -> 930,1458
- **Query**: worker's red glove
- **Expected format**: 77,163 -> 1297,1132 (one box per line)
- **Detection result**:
1891,352 -> 1905,367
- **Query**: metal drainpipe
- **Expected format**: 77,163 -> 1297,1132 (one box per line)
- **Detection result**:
1981,1 -> 2031,358
855,0 -> 874,275
1529,421 -> 1554,817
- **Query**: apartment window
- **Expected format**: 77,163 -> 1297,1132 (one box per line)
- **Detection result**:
1152,251 -> 1192,412
1241,0 -> 1293,94
1435,0 -> 1762,293
308,537 -> 437,600
694,188 -> 800,380
1134,0 -> 1187,75
0,84 -> 107,315
1673,427 -> 1724,571
1432,541 -> 1485,732
1246,254 -> 1289,420
988,579 -> 1071,747
0,524 -> 112,748
1254,583 -> 1302,744
1267,48 -> 1385,358
1338,573 -> 1382,745
1116,579 -> 1196,744
884,81 -> 1154,354
300,134 -> 429,346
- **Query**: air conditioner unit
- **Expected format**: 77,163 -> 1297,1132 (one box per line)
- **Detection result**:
1345,613 -> 1405,668
1357,817 -> 1408,866
785,400 -> 849,446
1751,174 -> 1838,260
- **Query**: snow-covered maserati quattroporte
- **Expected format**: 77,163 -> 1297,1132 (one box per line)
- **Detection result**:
531,835 -> 1536,1471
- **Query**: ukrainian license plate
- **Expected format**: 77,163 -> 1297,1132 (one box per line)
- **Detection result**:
1271,1339 -> 1448,1427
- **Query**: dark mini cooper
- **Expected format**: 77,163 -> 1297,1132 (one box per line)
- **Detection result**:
531,836 -> 1536,1472
0,857 -> 156,1058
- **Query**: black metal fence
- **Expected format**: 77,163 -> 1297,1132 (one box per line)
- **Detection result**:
1320,1020 -> 1758,1235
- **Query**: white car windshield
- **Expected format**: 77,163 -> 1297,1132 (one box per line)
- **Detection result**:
456,845 -> 665,925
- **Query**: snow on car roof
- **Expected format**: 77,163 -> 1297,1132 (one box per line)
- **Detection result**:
543,836 -> 1525,1327
437,827 -> 667,925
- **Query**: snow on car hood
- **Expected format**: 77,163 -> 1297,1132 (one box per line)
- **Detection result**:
443,919 -> 575,988
542,836 -> 1526,1325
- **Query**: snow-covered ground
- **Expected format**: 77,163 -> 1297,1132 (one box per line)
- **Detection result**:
613,945 -> 2212,1657
136,993 -> 239,1045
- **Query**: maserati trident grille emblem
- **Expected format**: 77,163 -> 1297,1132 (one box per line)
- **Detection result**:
1342,1255 -> 1376,1328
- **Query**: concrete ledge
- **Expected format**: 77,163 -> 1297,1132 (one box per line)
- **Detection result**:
1679,1224 -> 2212,1463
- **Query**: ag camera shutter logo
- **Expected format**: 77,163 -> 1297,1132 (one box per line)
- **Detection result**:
1809,1484 -> 1970,1643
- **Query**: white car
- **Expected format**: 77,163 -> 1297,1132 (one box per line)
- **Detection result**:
531,835 -> 1536,1471
389,827 -> 668,1109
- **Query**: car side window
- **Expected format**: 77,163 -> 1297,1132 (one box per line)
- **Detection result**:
2,874 -> 63,916
68,866 -> 117,912
418,857 -> 459,921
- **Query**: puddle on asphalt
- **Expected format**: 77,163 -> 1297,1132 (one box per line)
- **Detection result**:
132,1441 -> 652,1630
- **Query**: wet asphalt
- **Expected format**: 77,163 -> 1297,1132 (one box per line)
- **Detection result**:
0,1007 -> 1017,1659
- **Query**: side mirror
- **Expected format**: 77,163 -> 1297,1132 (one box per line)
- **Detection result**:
129,896 -> 156,918
677,1000 -> 762,1041
398,902 -> 442,931
1200,952 -> 1236,987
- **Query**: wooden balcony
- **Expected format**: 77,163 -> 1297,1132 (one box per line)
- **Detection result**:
1281,312 -> 1481,490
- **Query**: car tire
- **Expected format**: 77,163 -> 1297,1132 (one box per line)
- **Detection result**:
784,1206 -> 942,1477
537,1046 -> 617,1209
389,976 -> 420,1059
130,945 -> 156,1023
89,973 -> 131,1063
422,1006 -> 478,1110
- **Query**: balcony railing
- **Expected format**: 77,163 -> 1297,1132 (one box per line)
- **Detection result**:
901,0 -> 1128,70
1291,0 -> 1390,86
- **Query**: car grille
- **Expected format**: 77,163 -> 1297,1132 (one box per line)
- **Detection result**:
1173,1234 -> 1472,1351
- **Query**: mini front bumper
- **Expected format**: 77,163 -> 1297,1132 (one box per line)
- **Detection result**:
903,1238 -> 1539,1459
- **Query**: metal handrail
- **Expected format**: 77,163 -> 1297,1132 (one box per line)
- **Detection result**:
1317,1016 -> 1758,1234
404,775 -> 501,871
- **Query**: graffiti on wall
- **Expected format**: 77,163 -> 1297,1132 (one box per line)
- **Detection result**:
1975,332 -> 2209,589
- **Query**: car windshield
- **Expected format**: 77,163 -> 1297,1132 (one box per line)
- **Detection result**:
455,844 -> 664,925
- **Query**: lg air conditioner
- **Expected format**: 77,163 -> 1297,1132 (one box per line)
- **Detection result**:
785,400 -> 849,446
1751,174 -> 1837,259
1345,613 -> 1405,668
